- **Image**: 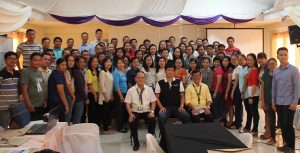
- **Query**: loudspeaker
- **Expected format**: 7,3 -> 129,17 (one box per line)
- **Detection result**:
288,25 -> 300,45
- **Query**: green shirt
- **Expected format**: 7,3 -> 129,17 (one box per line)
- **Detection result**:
262,70 -> 273,105
20,68 -> 45,107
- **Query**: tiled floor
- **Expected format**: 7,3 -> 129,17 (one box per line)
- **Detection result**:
100,109 -> 300,153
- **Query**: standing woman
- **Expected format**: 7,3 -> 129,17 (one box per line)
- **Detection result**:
244,53 -> 260,135
123,42 -> 132,58
186,58 -> 198,86
126,57 -> 140,88
200,57 -> 213,92
221,56 -> 234,127
261,58 -> 277,145
99,58 -> 114,134
148,44 -> 159,67
72,56 -> 88,124
113,48 -> 124,69
230,54 -> 243,129
155,57 -> 166,83
174,58 -> 187,85
64,55 -> 76,123
138,44 -> 147,57
158,40 -> 167,56
211,57 -> 223,120
47,59 -> 70,121
140,55 -> 156,89
123,56 -> 131,72
161,49 -> 172,65
172,47 -> 184,63
113,59 -> 128,133
134,50 -> 143,69
86,57 -> 101,126
106,43 -> 115,60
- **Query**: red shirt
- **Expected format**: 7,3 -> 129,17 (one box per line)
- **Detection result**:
212,67 -> 223,93
174,68 -> 187,81
246,68 -> 259,86
225,46 -> 239,56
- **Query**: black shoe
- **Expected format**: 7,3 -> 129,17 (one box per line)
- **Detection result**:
117,129 -> 127,133
277,145 -> 294,153
133,142 -> 140,151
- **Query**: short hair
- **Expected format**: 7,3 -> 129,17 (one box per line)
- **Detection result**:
196,45 -> 204,50
268,58 -> 277,64
202,56 -> 211,63
4,51 -> 18,59
213,56 -> 222,63
67,38 -> 74,42
95,29 -> 103,33
169,36 -> 175,40
136,71 -> 146,77
202,38 -> 208,42
81,50 -> 89,55
227,36 -> 234,42
131,57 -> 139,63
218,44 -> 225,48
277,47 -> 288,54
56,58 -> 66,65
207,44 -> 214,48
165,63 -> 175,70
53,37 -> 62,42
26,29 -> 35,34
181,36 -> 187,40
41,52 -> 50,58
30,52 -> 41,60
45,49 -> 54,53
191,69 -> 201,76
213,41 -> 220,45
186,45 -> 194,51
42,37 -> 50,43
257,52 -> 267,59
81,32 -> 88,36
130,38 -> 137,43
143,39 -> 150,43
111,38 -> 117,41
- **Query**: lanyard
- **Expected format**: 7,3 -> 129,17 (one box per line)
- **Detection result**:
192,84 -> 201,104
136,87 -> 145,105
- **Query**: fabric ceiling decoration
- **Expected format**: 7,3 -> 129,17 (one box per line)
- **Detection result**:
141,16 -> 181,27
96,16 -> 141,26
221,15 -> 255,24
0,0 -> 32,33
181,15 -> 221,25
50,14 -> 95,24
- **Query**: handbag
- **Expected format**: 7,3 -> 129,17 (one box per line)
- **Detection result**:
9,102 -> 31,128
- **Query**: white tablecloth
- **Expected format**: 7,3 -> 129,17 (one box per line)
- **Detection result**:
293,105 -> 300,130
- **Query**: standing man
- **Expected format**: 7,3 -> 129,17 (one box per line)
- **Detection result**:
38,52 -> 52,109
91,29 -> 106,53
155,64 -> 190,151
0,52 -> 20,128
66,38 -> 75,51
52,37 -> 64,60
111,38 -> 118,48
185,70 -> 213,123
17,29 -> 43,70
41,37 -> 51,52
78,32 -> 94,56
20,52 -> 45,121
272,47 -> 299,152
125,72 -> 156,151
224,37 -> 239,56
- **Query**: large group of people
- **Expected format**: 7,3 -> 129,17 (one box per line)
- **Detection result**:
0,28 -> 299,152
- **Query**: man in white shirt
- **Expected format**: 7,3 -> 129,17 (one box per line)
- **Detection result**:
78,32 -> 94,56
90,29 -> 107,54
125,71 -> 157,151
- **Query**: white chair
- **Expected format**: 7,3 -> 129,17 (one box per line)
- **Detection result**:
58,133 -> 103,153
146,134 -> 165,153
235,133 -> 253,148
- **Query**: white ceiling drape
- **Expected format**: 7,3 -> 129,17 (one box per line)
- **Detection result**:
0,0 -> 31,33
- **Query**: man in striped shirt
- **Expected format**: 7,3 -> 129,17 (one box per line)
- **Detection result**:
0,51 -> 20,128
16,29 -> 43,70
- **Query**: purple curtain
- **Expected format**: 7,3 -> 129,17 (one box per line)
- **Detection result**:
221,15 -> 255,23
50,14 -> 95,24
96,16 -> 141,26
141,16 -> 181,27
181,15 -> 221,25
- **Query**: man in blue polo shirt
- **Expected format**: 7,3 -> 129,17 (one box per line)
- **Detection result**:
155,63 -> 190,151
272,47 -> 300,152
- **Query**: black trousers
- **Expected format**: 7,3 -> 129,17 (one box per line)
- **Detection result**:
233,88 -> 243,126
244,96 -> 259,131
276,105 -> 295,149
129,112 -> 156,143
88,93 -> 102,127
114,92 -> 128,131
30,106 -> 44,121
187,109 -> 214,123
267,104 -> 276,139
102,102 -> 113,131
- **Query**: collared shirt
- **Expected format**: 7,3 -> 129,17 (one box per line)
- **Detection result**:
52,47 -> 64,60
225,46 -> 240,56
200,68 -> 213,91
0,68 -> 20,110
38,67 -> 52,98
16,41 -> 43,67
125,85 -> 157,112
85,69 -> 99,92
90,39 -> 107,54
272,64 -> 300,105
155,77 -> 184,94
239,66 -> 249,98
78,43 -> 94,56
185,83 -> 212,109
140,67 -> 156,87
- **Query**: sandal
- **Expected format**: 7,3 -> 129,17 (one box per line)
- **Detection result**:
267,139 -> 276,145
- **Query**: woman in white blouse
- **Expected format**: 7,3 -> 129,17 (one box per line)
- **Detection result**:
99,58 -> 114,134
155,57 -> 166,83
140,55 -> 156,89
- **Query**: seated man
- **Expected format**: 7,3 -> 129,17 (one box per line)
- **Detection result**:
125,71 -> 156,151
185,70 -> 213,123
155,64 -> 190,151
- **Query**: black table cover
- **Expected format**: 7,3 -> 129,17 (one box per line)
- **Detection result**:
164,122 -> 247,153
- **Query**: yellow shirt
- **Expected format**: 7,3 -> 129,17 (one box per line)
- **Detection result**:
185,83 -> 212,109
85,69 -> 99,92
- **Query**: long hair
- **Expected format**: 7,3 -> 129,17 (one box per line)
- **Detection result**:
221,56 -> 234,72
172,47 -> 183,60
247,53 -> 259,68
87,56 -> 99,77
72,56 -> 85,76
156,57 -> 166,73
188,58 -> 199,73
101,58 -> 113,73
142,54 -> 154,72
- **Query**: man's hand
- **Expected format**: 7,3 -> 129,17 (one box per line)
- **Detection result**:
191,108 -> 198,116
204,106 -> 211,115
64,105 -> 70,114
129,113 -> 136,122
120,96 -> 125,103
249,98 -> 253,104
27,104 -> 35,112
159,107 -> 166,113
289,103 -> 297,111
148,112 -> 155,118
178,106 -> 185,112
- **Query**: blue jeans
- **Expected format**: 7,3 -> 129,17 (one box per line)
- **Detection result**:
65,94 -> 73,123
73,99 -> 84,124
211,92 -> 223,119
